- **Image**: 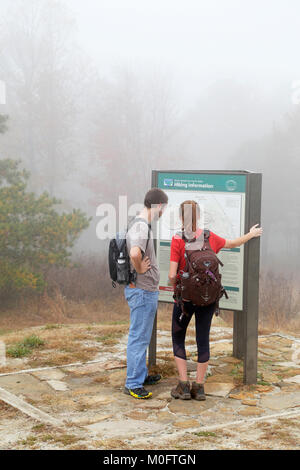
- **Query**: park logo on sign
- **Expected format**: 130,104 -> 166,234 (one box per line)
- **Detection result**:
163,178 -> 174,187
226,179 -> 238,191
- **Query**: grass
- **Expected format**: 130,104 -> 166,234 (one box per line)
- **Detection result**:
0,400 -> 19,419
43,324 -> 62,330
93,376 -> 109,384
256,372 -> 271,386
278,418 -> 300,429
96,332 -> 124,346
149,355 -> 177,377
0,290 -> 129,332
1,322 -> 128,370
6,335 -> 45,358
19,436 -> 38,447
18,432 -> 81,448
1,269 -> 299,335
6,344 -> 32,358
257,422 -> 299,447
192,431 -> 218,438
257,380 -> 271,386
47,434 -> 80,446
102,320 -> 129,326
22,335 -> 44,348
27,348 -> 99,368
92,438 -> 130,450
0,328 -> 12,336
230,362 -> 243,378
258,360 -> 274,369
259,271 -> 300,333
32,424 -> 48,432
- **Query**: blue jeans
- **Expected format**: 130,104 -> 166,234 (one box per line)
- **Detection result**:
124,286 -> 159,389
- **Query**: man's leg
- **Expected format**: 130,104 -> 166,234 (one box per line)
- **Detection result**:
125,287 -> 158,390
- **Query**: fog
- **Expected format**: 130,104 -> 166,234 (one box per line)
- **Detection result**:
0,0 -> 300,274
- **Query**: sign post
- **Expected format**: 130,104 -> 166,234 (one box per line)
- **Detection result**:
148,170 -> 262,385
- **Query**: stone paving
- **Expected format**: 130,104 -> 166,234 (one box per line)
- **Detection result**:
0,325 -> 300,449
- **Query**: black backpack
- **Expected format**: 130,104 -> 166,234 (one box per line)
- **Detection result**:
108,218 -> 151,287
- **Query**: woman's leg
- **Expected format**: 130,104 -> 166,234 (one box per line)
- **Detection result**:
174,357 -> 189,382
171,302 -> 193,381
196,361 -> 208,384
194,303 -> 215,384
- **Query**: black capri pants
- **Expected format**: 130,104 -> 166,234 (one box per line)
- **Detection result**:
172,301 -> 215,363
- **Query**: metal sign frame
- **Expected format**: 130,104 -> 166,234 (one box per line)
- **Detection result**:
148,170 -> 262,385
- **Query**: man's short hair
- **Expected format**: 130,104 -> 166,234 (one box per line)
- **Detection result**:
144,188 -> 168,208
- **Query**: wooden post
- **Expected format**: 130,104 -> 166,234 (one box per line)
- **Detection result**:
148,311 -> 157,368
233,311 -> 245,359
243,173 -> 262,384
148,170 -> 158,368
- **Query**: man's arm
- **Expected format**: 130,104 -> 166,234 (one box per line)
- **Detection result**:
130,246 -> 151,274
128,221 -> 151,274
224,224 -> 263,249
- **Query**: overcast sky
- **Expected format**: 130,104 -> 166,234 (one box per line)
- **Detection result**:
62,0 -> 300,107
1,0 -> 300,108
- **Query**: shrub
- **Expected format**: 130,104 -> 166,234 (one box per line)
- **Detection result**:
6,335 -> 45,358
0,159 -> 91,299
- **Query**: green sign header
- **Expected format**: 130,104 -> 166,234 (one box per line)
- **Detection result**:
157,172 -> 246,193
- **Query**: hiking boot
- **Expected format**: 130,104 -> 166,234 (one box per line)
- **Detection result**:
143,374 -> 161,386
191,381 -> 206,401
171,381 -> 191,400
124,386 -> 152,399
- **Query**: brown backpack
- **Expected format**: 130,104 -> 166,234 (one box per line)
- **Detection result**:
174,229 -> 228,319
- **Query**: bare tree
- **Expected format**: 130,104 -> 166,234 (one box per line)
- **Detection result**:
85,65 -> 179,211
230,105 -> 300,274
183,79 -> 277,168
0,0 -> 91,196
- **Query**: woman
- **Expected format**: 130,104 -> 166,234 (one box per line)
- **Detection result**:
168,200 -> 263,400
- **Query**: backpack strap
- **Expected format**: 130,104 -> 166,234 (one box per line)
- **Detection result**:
127,217 -> 151,258
214,287 -> 229,316
203,229 -> 213,251
204,229 -> 210,239
183,228 -> 206,268
181,228 -> 209,244
181,229 -> 196,244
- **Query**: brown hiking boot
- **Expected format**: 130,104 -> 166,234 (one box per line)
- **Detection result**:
191,381 -> 206,401
171,381 -> 191,400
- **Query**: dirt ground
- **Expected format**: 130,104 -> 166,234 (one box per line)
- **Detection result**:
0,315 -> 300,450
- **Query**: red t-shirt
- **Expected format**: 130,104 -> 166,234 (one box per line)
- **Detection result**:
170,228 -> 226,272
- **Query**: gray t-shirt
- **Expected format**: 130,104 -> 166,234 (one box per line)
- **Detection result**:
126,218 -> 160,292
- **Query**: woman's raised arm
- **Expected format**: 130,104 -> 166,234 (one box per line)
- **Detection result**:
168,261 -> 179,286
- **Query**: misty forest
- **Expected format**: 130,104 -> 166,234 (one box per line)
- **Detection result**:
0,0 -> 299,331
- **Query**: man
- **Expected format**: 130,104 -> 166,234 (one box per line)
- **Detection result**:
124,188 -> 168,399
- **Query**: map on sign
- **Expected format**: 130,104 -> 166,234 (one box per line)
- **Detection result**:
160,192 -> 242,241
155,172 -> 247,311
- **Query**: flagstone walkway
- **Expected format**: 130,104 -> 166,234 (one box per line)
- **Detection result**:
0,325 -> 300,450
